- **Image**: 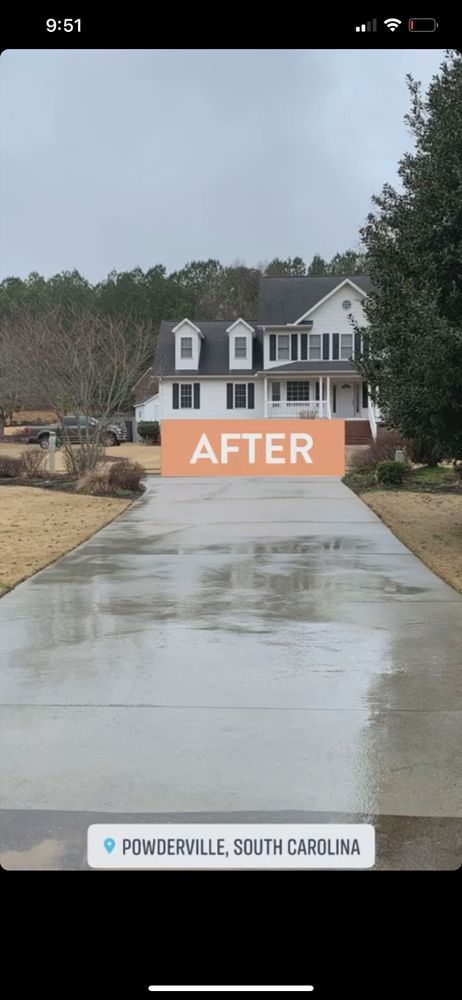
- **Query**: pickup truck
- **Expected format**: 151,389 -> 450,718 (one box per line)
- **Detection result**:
22,415 -> 127,449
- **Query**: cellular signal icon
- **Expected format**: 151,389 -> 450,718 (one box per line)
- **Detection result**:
355,19 -> 377,32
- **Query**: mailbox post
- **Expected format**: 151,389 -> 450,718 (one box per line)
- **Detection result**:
48,431 -> 56,473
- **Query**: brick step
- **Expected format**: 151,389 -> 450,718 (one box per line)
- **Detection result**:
345,420 -> 372,445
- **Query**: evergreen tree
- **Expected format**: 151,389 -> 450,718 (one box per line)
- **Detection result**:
356,53 -> 462,461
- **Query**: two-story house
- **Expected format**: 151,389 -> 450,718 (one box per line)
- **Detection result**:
153,275 -> 380,444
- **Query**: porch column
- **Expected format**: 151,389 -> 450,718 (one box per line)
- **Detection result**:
320,375 -> 324,417
264,375 -> 268,417
326,375 -> 332,418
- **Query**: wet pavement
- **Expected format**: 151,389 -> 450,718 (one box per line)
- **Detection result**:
1,477 -> 461,869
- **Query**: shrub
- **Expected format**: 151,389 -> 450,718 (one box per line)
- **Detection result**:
349,429 -> 406,470
62,444 -> 105,477
20,447 -> 46,479
76,469 -> 112,495
137,421 -> 160,443
0,455 -> 25,478
76,459 -> 146,495
404,438 -> 445,466
376,460 -> 406,486
106,459 -> 146,491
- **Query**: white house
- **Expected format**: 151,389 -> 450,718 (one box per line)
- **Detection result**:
153,275 -> 381,443
133,368 -> 160,428
135,392 -> 160,424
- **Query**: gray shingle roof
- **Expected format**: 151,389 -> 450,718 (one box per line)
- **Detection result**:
258,274 -> 372,325
154,321 -> 263,377
154,276 -> 371,376
260,361 -> 357,373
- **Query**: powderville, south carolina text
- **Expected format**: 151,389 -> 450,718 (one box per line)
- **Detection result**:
121,837 -> 361,857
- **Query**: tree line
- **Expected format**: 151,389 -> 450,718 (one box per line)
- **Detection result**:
0,250 -> 366,328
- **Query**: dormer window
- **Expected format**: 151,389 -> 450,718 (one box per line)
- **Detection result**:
226,318 -> 254,370
180,336 -> 193,359
172,319 -> 203,371
234,337 -> 247,359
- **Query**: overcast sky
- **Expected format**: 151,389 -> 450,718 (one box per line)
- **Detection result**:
0,48 -> 443,283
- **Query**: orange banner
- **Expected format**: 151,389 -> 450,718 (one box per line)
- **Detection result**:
161,420 -> 345,477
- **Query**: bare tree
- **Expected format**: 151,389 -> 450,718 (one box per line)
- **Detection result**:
1,308 -> 154,472
0,333 -> 23,437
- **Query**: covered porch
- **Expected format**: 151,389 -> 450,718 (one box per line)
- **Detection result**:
264,375 -> 380,438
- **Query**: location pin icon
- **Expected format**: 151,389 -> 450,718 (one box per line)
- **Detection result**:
104,837 -> 116,854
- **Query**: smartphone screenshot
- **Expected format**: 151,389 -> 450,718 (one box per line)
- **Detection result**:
0,15 -> 459,995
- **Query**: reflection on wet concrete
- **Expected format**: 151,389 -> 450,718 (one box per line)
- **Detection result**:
1,809 -> 460,871
0,477 -> 461,869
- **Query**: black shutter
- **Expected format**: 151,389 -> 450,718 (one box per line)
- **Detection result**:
300,334 -> 308,360
269,334 -> 276,361
332,334 -> 339,360
315,380 -> 320,401
322,333 -> 330,360
172,383 -> 179,409
333,385 -> 337,414
193,383 -> 200,409
248,383 -> 255,409
291,334 -> 298,360
362,381 -> 368,408
226,383 -> 234,409
354,332 -> 361,358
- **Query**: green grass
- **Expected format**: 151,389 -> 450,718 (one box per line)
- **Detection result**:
343,469 -> 377,492
408,465 -> 456,486
343,464 -> 460,495
0,580 -> 12,596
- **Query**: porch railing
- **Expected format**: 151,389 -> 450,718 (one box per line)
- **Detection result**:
266,400 -> 328,418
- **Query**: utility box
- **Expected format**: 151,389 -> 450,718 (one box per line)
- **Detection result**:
394,449 -> 405,463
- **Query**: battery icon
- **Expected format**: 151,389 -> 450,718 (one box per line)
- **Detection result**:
409,18 -> 438,31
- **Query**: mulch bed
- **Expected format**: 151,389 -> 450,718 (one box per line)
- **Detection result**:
0,477 -> 144,499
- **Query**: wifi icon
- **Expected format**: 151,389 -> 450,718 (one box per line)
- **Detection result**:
384,18 -> 402,31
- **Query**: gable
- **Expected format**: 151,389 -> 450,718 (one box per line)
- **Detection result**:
295,282 -> 369,328
258,274 -> 372,325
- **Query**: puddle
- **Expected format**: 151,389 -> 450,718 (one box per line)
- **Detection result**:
0,837 -> 65,870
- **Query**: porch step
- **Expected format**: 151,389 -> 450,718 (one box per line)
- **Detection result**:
345,420 -> 372,445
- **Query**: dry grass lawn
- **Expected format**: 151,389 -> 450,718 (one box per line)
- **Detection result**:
363,491 -> 462,594
0,486 -> 130,595
0,440 -> 161,474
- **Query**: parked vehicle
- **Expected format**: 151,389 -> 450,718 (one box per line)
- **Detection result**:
22,415 -> 127,449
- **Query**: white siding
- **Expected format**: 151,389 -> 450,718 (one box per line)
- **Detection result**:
263,284 -> 367,369
160,379 -> 265,419
136,394 -> 160,423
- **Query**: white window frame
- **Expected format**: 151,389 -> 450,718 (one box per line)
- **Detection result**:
287,381 -> 310,402
309,334 -> 321,360
234,336 -> 247,359
277,334 -> 290,360
271,382 -> 281,402
180,383 -> 193,408
234,384 -> 248,408
180,336 -> 193,359
341,334 -> 353,360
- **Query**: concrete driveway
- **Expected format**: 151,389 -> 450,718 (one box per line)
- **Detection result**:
1,477 -> 461,869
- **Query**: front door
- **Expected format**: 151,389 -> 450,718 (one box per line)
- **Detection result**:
336,383 -> 354,418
